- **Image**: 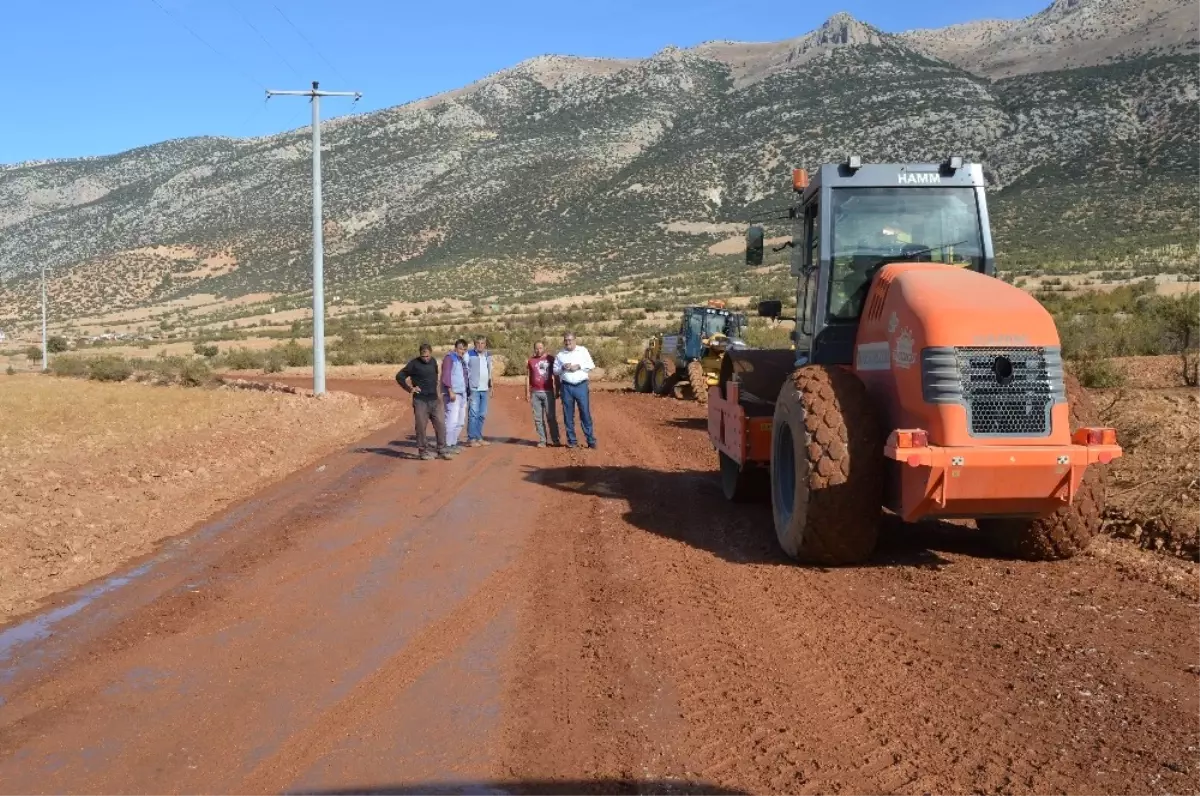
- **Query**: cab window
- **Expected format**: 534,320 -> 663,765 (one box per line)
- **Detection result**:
827,186 -> 984,321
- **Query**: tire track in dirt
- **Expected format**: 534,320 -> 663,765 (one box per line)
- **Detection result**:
239,563 -> 520,794
500,442 -> 695,793
586,399 -> 920,795
0,389 -> 553,795
544,391 -> 1200,795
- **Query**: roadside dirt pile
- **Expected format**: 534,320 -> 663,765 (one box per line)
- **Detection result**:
1099,386 -> 1199,560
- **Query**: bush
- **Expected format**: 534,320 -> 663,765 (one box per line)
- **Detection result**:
280,340 -> 312,367
220,347 -> 265,370
50,355 -> 89,378
263,349 -> 285,374
24,345 -> 40,361
87,356 -> 134,382
1075,357 -> 1126,389
47,336 -> 68,354
5,366 -> 14,376
193,342 -> 219,358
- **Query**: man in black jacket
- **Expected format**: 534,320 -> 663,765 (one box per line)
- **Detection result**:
396,343 -> 453,461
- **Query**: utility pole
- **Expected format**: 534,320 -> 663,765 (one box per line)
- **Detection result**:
265,80 -> 361,396
40,265 -> 47,372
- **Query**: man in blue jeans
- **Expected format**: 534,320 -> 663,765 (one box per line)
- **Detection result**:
466,335 -> 493,447
553,331 -> 597,450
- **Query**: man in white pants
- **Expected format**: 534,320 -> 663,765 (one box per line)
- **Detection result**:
440,338 -> 470,451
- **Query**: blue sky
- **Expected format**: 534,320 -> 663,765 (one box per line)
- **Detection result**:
2,0 -> 1048,165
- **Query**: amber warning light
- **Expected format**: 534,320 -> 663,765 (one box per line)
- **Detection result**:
792,168 -> 809,192
1073,427 -> 1118,446
892,430 -> 929,448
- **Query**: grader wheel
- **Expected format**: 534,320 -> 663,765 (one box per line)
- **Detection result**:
687,360 -> 709,405
770,365 -> 886,564
652,360 -> 676,395
977,372 -> 1105,560
633,360 -> 653,393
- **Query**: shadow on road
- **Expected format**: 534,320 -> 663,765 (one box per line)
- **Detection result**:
355,435 -> 543,460
523,463 -> 1002,570
291,779 -> 747,795
353,439 -> 422,461
663,417 -> 708,431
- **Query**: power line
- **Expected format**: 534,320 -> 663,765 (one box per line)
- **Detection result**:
234,95 -> 273,137
224,0 -> 305,82
146,0 -> 267,91
271,2 -> 349,84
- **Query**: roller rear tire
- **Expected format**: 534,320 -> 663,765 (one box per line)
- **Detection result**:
977,372 -> 1105,560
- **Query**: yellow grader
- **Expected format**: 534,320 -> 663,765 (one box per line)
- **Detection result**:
630,300 -> 749,405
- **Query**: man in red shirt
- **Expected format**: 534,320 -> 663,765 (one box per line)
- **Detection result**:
525,340 -> 561,448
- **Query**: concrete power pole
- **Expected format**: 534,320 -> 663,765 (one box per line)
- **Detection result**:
265,80 -> 361,396
41,265 -> 48,372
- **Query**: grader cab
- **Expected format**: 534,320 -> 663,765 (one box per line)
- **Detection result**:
708,157 -> 1122,564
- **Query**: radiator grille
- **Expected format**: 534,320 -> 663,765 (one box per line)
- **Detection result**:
955,347 -> 1054,437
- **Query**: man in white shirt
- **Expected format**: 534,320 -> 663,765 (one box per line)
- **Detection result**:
552,331 -> 597,450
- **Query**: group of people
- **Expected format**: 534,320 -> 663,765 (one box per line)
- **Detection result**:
394,332 -> 598,460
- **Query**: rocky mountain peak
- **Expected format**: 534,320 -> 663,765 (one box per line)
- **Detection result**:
1048,0 -> 1088,13
689,11 -> 889,87
905,0 -> 1197,77
811,11 -> 882,47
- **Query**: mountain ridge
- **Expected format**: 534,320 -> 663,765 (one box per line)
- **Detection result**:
1,0 -> 1196,323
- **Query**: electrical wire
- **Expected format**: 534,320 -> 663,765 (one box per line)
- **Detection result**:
271,2 -> 350,85
223,0 -> 305,82
145,0 -> 268,91
234,95 -> 272,138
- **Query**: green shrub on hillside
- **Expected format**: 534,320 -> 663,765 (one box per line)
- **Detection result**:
49,355 -> 88,378
87,356 -> 134,382
220,347 -> 266,371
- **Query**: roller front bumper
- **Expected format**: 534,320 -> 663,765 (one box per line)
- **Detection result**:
884,428 -> 1122,523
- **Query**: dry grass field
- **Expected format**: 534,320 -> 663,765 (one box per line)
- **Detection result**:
0,376 -> 396,620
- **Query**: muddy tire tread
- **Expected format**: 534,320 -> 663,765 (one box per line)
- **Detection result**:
777,365 -> 886,565
978,373 -> 1106,560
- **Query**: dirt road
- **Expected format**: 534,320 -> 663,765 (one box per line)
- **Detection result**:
1,383 -> 1196,795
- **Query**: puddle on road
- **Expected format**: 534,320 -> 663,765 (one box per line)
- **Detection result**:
0,450 -> 384,683
0,499 -> 258,688
0,563 -> 154,672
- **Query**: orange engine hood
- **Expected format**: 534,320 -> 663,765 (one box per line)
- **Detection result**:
888,265 -> 1060,348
